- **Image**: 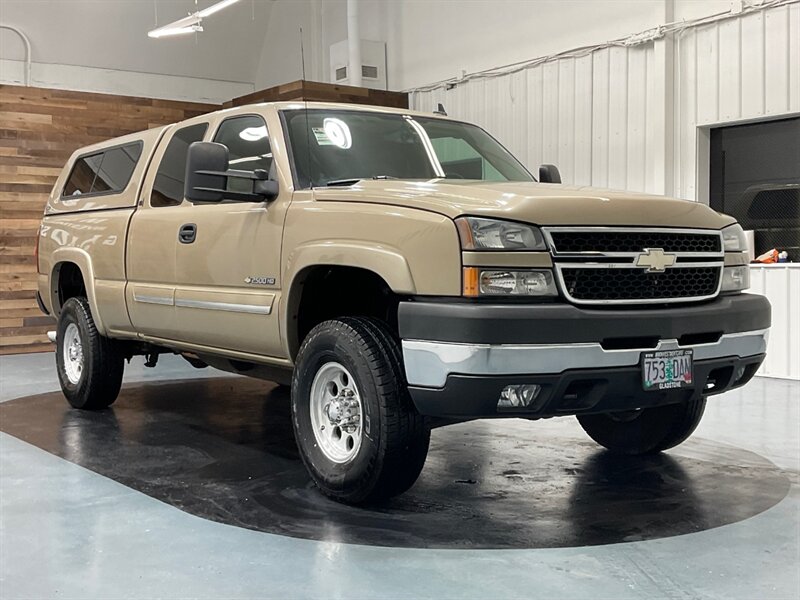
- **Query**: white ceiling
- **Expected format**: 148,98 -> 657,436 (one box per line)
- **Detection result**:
0,0 -> 274,84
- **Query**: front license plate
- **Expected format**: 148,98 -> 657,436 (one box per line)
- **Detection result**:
642,349 -> 693,391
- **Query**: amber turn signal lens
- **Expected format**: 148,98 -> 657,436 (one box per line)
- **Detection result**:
463,267 -> 480,297
455,219 -> 476,249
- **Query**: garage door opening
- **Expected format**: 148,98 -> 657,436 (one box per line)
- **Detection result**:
709,117 -> 800,261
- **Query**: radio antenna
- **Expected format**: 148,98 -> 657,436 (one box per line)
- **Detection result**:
300,26 -> 313,190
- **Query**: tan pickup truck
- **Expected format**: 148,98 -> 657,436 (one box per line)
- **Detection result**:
37,101 -> 771,503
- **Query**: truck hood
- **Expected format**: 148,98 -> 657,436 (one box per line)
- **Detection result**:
313,180 -> 736,229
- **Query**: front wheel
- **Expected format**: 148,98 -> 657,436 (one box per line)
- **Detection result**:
291,317 -> 430,504
56,297 -> 124,410
577,398 -> 707,455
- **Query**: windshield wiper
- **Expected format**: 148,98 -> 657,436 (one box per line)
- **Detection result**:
323,175 -> 398,187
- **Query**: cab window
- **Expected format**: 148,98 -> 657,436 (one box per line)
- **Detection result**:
213,115 -> 272,193
151,123 -> 209,207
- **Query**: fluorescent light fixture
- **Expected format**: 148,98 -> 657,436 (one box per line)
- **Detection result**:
148,0 -> 243,39
148,13 -> 202,38
197,0 -> 242,18
148,24 -> 203,38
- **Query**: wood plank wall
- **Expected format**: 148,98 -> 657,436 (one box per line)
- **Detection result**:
223,79 -> 409,109
0,85 -> 214,355
0,80 -> 408,356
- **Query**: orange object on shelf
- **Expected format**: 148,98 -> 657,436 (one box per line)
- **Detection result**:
753,249 -> 780,263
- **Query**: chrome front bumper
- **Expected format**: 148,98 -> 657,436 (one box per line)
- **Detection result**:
402,328 -> 769,388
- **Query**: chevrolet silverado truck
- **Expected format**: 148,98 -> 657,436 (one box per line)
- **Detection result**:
37,102 -> 771,503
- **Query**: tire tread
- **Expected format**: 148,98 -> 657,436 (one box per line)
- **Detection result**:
292,317 -> 430,503
56,297 -> 124,410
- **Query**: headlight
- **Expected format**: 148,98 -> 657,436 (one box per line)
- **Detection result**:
463,268 -> 557,297
722,224 -> 748,252
456,217 -> 546,251
721,265 -> 750,293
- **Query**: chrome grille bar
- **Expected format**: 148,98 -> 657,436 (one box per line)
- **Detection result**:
542,227 -> 725,305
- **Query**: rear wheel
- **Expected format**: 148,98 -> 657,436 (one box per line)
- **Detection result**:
56,297 -> 124,410
577,398 -> 707,455
291,317 -> 430,504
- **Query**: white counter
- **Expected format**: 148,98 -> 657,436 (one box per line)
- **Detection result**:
749,264 -> 800,380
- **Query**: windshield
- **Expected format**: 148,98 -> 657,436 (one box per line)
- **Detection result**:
283,109 -> 533,188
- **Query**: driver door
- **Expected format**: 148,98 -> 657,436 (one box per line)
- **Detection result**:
172,112 -> 289,358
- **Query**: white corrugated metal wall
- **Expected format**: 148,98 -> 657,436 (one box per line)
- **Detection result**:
409,2 -> 799,379
750,266 -> 800,380
410,3 -> 800,199
675,2 -> 800,201
411,44 -> 663,193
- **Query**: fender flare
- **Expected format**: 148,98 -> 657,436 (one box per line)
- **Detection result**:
282,241 -> 416,357
49,248 -> 109,336
285,241 -> 416,294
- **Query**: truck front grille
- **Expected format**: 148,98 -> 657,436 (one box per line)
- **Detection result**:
543,227 -> 725,305
549,231 -> 721,254
560,266 -> 721,302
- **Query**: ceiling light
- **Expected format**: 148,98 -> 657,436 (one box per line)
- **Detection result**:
148,13 -> 202,38
229,153 -> 272,165
148,24 -> 203,38
323,118 -> 352,149
148,0 -> 243,39
197,0 -> 242,18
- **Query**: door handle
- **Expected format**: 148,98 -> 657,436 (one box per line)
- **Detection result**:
179,223 -> 197,244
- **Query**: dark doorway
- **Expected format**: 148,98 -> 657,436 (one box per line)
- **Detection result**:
709,117 -> 800,261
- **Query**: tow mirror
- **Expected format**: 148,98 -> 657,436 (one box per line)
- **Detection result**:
538,164 -> 561,184
184,141 -> 278,203
185,142 -> 227,203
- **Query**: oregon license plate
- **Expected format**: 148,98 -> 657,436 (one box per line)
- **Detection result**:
642,349 -> 693,391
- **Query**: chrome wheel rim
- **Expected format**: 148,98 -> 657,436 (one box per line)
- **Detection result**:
309,362 -> 363,464
62,323 -> 84,385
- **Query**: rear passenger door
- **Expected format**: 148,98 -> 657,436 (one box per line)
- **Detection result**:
172,113 -> 289,358
126,121 -> 209,340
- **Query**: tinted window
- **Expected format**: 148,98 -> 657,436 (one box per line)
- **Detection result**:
63,143 -> 142,197
213,115 -> 272,193
284,109 -> 531,188
151,123 -> 209,207
430,137 -> 503,180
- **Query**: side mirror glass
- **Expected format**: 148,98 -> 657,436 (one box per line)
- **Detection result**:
538,164 -> 562,184
184,141 -> 279,203
185,142 -> 228,203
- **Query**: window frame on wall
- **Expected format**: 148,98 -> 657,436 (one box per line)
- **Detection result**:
60,140 -> 144,200
705,115 -> 800,260
697,112 -> 800,204
150,122 -> 210,208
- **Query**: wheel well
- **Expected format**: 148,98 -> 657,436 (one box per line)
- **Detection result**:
54,262 -> 86,313
288,266 -> 400,359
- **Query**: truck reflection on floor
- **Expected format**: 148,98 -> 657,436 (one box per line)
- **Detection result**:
0,377 -> 789,549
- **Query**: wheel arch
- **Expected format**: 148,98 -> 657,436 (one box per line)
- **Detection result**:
49,249 -> 108,335
283,245 -> 413,360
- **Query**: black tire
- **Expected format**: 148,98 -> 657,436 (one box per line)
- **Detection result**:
55,297 -> 124,410
576,398 -> 707,455
291,317 -> 430,504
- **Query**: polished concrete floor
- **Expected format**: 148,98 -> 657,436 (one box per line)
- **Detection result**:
1,352 -> 798,599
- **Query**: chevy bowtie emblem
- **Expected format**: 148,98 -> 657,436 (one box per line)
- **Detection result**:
635,248 -> 676,272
